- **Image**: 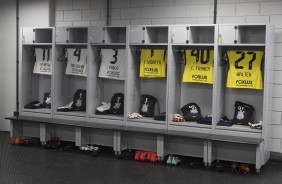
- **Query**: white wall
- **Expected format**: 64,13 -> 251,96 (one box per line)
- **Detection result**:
0,0 -> 17,132
0,0 -> 51,131
54,0 -> 282,153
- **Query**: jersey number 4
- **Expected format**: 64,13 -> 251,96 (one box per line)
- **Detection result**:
191,49 -> 211,64
74,48 -> 81,62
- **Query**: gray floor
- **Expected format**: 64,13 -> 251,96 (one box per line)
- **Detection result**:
1,131 -> 282,184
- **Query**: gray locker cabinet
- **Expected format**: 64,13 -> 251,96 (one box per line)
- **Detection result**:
35,29 -> 53,43
145,26 -> 168,43
171,26 -> 189,44
237,25 -> 266,44
53,53 -> 87,121
69,28 -> 88,43
105,27 -> 127,43
215,24 -> 269,137
126,25 -> 169,130
168,25 -> 216,134
87,26 -> 128,126
20,27 -> 54,119
53,27 -> 88,121
88,46 -> 126,125
55,27 -> 69,43
130,26 -> 145,44
89,26 -> 105,43
22,27 -> 34,43
218,25 -> 238,44
189,26 -> 215,44
213,24 -> 274,169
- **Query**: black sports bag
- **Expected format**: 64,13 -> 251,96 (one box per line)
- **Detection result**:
42,92 -> 51,109
110,93 -> 124,115
139,94 -> 158,117
232,101 -> 255,125
181,102 -> 202,121
72,89 -> 87,111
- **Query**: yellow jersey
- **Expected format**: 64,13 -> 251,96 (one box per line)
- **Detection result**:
182,49 -> 214,84
225,50 -> 264,90
140,49 -> 167,78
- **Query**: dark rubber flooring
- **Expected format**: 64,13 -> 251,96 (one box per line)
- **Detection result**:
1,131 -> 282,184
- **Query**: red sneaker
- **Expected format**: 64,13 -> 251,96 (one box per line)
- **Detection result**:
231,162 -> 239,173
239,164 -> 250,174
146,151 -> 153,161
150,151 -> 158,163
134,151 -> 142,161
139,151 -> 148,161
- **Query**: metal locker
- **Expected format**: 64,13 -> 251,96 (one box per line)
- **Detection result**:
55,27 -> 69,43
218,25 -> 238,44
22,28 -> 34,43
89,26 -> 105,43
171,26 -> 189,44
130,26 -> 145,44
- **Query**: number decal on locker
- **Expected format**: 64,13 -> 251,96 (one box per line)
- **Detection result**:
98,49 -> 125,80
182,49 -> 214,84
224,50 -> 264,89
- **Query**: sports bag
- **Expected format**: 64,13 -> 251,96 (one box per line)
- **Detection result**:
139,94 -> 158,117
109,93 -> 124,115
72,89 -> 87,111
232,101 -> 255,125
181,102 -> 202,121
42,92 -> 51,109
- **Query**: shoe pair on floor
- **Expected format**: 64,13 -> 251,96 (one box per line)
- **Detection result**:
231,162 -> 250,174
248,121 -> 262,129
134,150 -> 158,162
46,137 -> 61,149
11,136 -> 25,145
166,154 -> 182,165
80,144 -> 99,156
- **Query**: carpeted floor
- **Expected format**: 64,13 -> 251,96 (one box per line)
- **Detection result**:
1,131 -> 282,184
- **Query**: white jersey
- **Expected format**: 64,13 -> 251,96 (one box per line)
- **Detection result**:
98,49 -> 125,80
33,48 -> 52,75
65,48 -> 87,77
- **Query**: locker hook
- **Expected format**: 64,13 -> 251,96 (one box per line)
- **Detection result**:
151,49 -> 154,57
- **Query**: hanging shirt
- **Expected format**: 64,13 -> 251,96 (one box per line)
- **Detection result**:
224,50 -> 264,89
98,49 -> 125,80
182,49 -> 214,84
139,49 -> 167,78
65,48 -> 87,77
33,48 -> 52,75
